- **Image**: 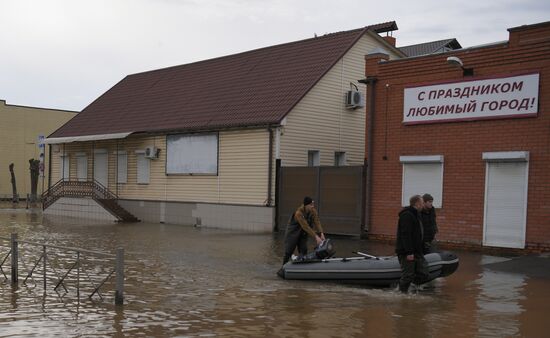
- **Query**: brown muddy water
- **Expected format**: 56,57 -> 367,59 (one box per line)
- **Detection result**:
0,209 -> 549,337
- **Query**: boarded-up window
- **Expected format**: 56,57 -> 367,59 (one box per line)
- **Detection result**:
117,152 -> 128,184
136,153 -> 150,184
400,156 -> 443,208
166,134 -> 218,174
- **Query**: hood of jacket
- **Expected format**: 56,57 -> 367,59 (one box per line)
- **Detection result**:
399,206 -> 418,217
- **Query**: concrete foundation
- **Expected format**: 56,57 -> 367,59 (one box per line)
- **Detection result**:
43,197 -> 118,222
118,199 -> 275,232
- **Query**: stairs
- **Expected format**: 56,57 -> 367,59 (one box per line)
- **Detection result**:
96,199 -> 139,222
42,180 -> 139,223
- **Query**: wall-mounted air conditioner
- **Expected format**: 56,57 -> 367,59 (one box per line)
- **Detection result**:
345,90 -> 365,109
145,146 -> 160,159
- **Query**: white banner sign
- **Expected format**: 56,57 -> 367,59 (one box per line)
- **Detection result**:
403,73 -> 539,124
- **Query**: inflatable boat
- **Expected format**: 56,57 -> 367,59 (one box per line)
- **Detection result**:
279,251 -> 459,286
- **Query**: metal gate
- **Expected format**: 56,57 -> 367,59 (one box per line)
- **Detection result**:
277,166 -> 364,235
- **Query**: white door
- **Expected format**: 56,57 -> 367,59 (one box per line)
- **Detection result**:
76,156 -> 88,182
483,161 -> 528,248
94,152 -> 108,187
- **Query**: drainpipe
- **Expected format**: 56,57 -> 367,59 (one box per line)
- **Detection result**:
274,127 -> 281,231
47,144 -> 52,189
359,76 -> 378,238
267,127 -> 274,206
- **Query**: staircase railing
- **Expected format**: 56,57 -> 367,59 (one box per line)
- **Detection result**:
42,180 -> 118,210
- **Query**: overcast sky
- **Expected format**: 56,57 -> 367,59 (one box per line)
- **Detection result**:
1,0 -> 548,112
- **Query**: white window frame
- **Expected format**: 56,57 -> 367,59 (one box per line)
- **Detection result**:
114,151 -> 128,184
135,151 -> 150,184
308,150 -> 320,167
482,151 -> 529,249
166,133 -> 218,175
400,155 -> 444,208
334,151 -> 347,166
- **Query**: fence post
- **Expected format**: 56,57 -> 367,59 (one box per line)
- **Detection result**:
43,245 -> 47,290
115,248 -> 124,305
10,233 -> 18,285
76,251 -> 80,302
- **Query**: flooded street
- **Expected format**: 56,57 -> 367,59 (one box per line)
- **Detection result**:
0,209 -> 549,337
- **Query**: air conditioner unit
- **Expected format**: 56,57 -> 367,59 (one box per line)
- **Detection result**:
145,146 -> 160,159
345,90 -> 365,109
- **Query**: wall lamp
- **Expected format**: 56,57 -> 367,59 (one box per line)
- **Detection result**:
447,56 -> 474,76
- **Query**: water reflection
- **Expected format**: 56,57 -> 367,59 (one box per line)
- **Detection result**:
475,269 -> 525,337
0,211 -> 548,337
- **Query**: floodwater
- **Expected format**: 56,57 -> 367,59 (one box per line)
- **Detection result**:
0,209 -> 549,337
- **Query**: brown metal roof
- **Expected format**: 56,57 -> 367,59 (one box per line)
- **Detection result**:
51,22 -> 397,138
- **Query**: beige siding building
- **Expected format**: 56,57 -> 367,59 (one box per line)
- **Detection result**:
0,100 -> 76,199
45,22 -> 404,231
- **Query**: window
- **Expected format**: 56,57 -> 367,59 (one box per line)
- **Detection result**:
334,152 -> 346,166
117,152 -> 128,184
60,155 -> 70,181
136,153 -> 150,184
76,154 -> 87,182
400,155 -> 443,208
308,150 -> 320,167
166,133 -> 218,174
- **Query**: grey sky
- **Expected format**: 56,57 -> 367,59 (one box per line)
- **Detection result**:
1,0 -> 548,112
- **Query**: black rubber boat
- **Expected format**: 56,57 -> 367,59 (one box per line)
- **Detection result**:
279,251 -> 459,286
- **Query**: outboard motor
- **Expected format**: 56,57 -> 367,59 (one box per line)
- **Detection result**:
315,239 -> 336,259
297,239 -> 336,262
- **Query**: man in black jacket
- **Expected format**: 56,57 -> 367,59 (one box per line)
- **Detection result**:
395,195 -> 429,293
421,193 -> 439,254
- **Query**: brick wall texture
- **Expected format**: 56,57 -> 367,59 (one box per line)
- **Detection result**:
364,22 -> 550,252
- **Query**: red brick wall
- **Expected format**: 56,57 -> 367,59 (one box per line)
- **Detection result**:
365,22 -> 550,251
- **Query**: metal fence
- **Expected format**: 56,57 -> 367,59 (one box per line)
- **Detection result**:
0,233 -> 124,305
277,165 -> 364,235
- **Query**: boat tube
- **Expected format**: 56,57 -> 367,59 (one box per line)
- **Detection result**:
280,251 -> 459,286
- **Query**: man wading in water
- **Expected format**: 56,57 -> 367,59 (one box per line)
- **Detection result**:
395,194 -> 429,293
278,196 -> 325,277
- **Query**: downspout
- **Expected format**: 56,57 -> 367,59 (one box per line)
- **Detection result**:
91,142 -> 95,182
116,139 -> 119,196
47,144 -> 52,189
359,76 -> 377,238
274,127 -> 281,231
267,127 -> 274,206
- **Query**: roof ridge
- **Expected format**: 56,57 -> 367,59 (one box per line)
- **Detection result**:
127,26 -> 371,77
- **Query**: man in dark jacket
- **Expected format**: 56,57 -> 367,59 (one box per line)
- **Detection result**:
421,193 -> 439,254
395,195 -> 429,293
281,196 -> 325,265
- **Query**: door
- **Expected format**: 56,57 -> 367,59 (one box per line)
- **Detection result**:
60,155 -> 70,181
483,161 -> 528,248
94,151 -> 108,187
76,155 -> 88,182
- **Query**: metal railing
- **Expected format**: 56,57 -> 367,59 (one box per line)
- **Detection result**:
0,233 -> 124,305
42,179 -> 118,210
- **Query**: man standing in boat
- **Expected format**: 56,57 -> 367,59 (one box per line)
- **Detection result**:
281,196 -> 325,266
395,195 -> 429,293
421,193 -> 438,254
